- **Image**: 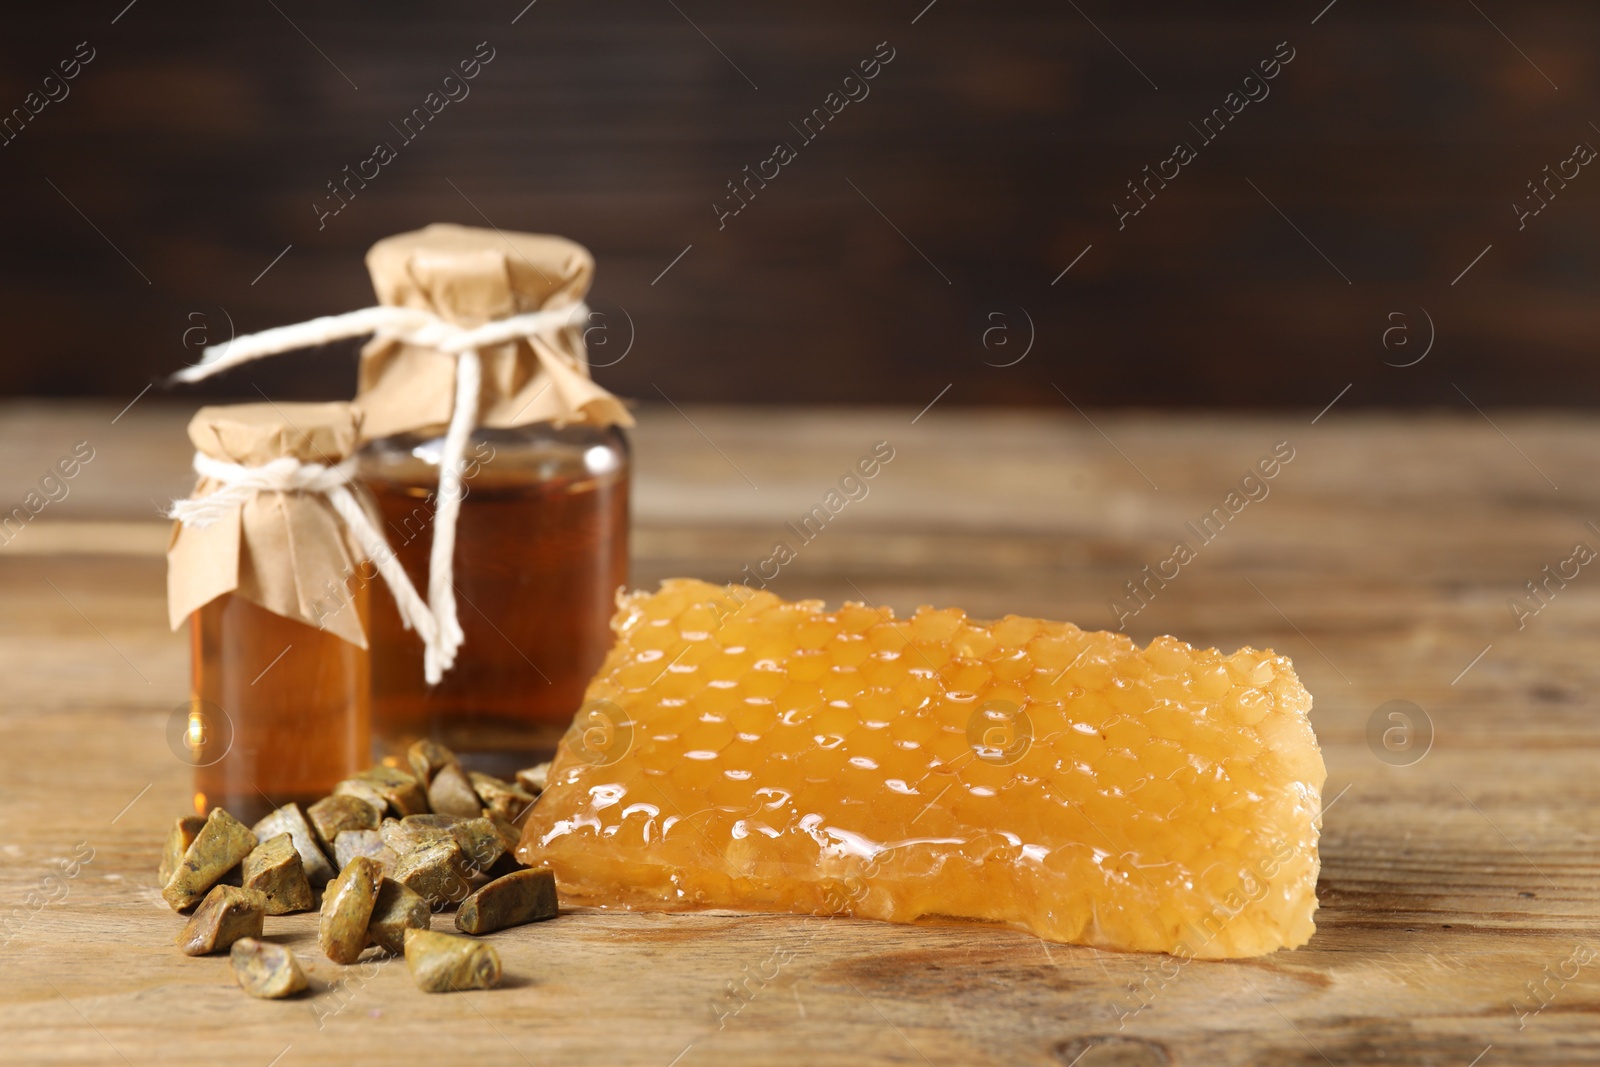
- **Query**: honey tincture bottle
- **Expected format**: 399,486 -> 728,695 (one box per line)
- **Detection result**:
355,224 -> 633,773
167,403 -> 378,825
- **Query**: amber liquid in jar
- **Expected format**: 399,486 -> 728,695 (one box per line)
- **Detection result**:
361,424 -> 629,775
189,589 -> 371,825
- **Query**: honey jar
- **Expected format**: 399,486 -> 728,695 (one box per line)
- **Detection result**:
354,225 -> 633,772
167,403 -> 389,824
167,225 -> 633,777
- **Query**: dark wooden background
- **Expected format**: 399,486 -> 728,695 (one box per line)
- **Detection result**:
1,1 -> 1596,408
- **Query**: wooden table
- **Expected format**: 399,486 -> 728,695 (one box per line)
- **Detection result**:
2,399 -> 1596,1066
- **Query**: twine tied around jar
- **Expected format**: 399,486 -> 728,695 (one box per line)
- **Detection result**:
172,300 -> 589,683
168,451 -> 440,661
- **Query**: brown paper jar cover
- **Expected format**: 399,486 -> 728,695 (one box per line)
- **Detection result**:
166,402 -> 377,648
356,223 -> 633,442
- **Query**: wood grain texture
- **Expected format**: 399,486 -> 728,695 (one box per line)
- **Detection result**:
1,401 -> 1598,1065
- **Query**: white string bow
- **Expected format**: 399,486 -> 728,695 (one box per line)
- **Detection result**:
168,453 -> 440,661
172,301 -> 589,684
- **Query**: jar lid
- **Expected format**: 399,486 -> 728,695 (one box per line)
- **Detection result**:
187,401 -> 360,465
365,223 -> 592,325
356,223 -> 631,440
168,401 -> 374,647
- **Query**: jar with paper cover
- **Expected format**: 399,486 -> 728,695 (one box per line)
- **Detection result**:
354,224 -> 632,773
167,403 -> 383,824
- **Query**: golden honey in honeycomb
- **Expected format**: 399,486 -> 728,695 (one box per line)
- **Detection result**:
517,579 -> 1325,957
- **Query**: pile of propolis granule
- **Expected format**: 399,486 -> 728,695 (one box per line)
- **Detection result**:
156,742 -> 554,997
517,580 -> 1325,959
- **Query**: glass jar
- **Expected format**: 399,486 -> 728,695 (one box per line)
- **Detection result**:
359,421 -> 629,775
190,585 -> 372,825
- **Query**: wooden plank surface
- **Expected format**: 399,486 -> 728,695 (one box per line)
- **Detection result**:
2,400 -> 1598,1066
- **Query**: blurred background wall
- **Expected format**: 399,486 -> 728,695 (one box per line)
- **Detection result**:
0,1 -> 1594,408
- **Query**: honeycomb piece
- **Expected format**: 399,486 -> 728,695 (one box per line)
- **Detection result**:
518,579 -> 1325,958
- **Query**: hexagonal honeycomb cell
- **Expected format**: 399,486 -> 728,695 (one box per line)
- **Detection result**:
517,579 -> 1324,957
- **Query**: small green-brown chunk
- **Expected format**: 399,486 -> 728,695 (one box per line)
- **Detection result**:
469,772 -> 537,824
394,838 -> 471,909
452,817 -> 506,874
307,795 -> 380,854
319,856 -> 381,964
253,803 -> 336,886
162,808 -> 259,912
334,829 -> 398,875
407,739 -> 457,787
356,765 -> 429,816
230,938 -> 309,999
456,867 -> 559,934
241,833 -> 314,915
335,827 -> 387,863
380,814 -> 458,856
427,763 -> 481,818
514,763 -> 549,795
157,816 -> 205,888
481,813 -> 526,876
177,884 -> 266,955
486,812 -> 523,852
368,879 -> 431,954
404,928 -> 501,993
332,777 -> 389,815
